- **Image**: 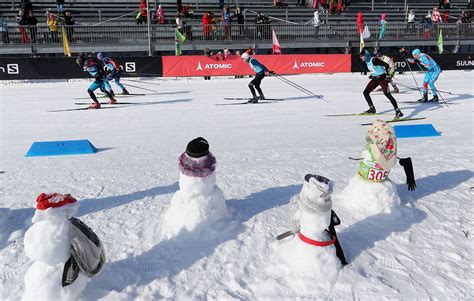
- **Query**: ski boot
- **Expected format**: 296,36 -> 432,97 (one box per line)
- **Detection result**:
108,98 -> 117,104
392,86 -> 400,94
362,106 -> 376,115
417,94 -> 428,103
109,90 -> 115,97
258,94 -> 265,100
88,103 -> 101,109
394,108 -> 404,119
247,96 -> 259,104
429,95 -> 439,102
121,89 -> 130,95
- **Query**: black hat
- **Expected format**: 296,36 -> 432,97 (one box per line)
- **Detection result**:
185,137 -> 209,158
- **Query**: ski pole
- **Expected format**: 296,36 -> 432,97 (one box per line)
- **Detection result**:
123,78 -> 161,86
404,58 -> 423,97
394,79 -> 453,95
275,75 -> 319,97
271,74 -> 321,99
122,81 -> 157,92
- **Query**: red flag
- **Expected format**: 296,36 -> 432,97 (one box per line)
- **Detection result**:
272,29 -> 281,54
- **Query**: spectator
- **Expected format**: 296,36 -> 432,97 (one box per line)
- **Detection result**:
320,0 -> 327,9
176,13 -> 183,30
136,0 -> 147,25
468,0 -> 474,16
202,11 -> 212,39
422,11 -> 432,38
357,11 -> 364,34
221,5 -> 232,40
438,0 -> 444,9
20,0 -> 33,14
210,12 -> 219,40
219,0 -> 225,10
203,48 -> 212,80
64,10 -> 75,42
223,48 -> 232,59
156,5 -> 165,24
0,14 -> 10,44
180,4 -> 193,18
274,0 -> 283,9
313,10 -> 320,38
432,7 -> 442,23
56,0 -> 65,14
337,0 -> 343,15
47,12 -> 59,43
313,0 -> 319,9
343,0 -> 350,10
255,12 -> 265,39
255,12 -> 270,39
378,13 -> 386,39
329,0 -> 335,15
234,7 -> 245,36
216,51 -> 224,61
26,10 -> 38,43
297,0 -> 305,7
443,0 -> 451,23
16,9 -> 29,44
407,9 -> 415,33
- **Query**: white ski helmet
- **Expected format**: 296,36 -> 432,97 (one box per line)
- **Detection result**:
241,52 -> 250,60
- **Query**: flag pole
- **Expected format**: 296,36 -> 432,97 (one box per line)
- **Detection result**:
146,0 -> 152,56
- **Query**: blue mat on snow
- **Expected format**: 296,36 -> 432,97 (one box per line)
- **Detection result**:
25,140 -> 97,157
394,124 -> 441,138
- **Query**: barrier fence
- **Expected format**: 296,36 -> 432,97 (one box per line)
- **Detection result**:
0,53 -> 473,80
1,23 -> 473,46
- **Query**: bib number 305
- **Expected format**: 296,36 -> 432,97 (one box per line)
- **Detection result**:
368,169 -> 389,181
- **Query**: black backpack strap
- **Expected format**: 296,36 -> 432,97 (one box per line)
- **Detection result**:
62,255 -> 80,287
399,157 -> 417,191
328,210 -> 348,266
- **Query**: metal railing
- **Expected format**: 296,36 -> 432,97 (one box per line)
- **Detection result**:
0,23 -> 472,46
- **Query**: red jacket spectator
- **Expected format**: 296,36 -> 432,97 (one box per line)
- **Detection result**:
337,0 -> 343,14
202,11 -> 212,37
139,0 -> 147,17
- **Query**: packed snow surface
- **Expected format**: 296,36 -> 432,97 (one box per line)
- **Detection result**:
1,71 -> 473,300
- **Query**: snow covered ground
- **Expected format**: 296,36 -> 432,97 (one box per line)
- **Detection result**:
1,71 -> 473,300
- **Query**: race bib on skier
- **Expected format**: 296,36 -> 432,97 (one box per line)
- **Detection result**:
359,160 -> 390,182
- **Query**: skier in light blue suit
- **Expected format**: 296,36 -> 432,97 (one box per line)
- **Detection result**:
241,52 -> 273,103
408,49 -> 442,102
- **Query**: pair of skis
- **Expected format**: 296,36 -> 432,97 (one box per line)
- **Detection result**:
217,97 -> 286,106
325,112 -> 426,125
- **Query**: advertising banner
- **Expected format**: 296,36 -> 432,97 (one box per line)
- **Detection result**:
351,53 -> 474,73
162,54 -> 352,77
0,57 -> 162,80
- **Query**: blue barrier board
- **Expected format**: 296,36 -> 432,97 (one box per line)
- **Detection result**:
25,140 -> 97,157
394,124 -> 441,138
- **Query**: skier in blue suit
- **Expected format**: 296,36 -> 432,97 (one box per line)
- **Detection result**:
241,52 -> 273,103
408,49 -> 442,102
359,48 -> 403,118
97,52 -> 129,96
76,55 -> 117,109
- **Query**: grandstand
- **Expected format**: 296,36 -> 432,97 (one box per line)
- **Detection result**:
0,0 -> 472,55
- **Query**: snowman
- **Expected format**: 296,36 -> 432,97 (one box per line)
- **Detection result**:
23,193 -> 105,301
276,174 -> 346,286
341,120 -> 416,219
160,137 -> 228,240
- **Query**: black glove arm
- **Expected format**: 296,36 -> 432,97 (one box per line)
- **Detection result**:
399,157 -> 416,191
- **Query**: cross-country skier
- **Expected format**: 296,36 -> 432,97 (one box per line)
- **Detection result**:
408,49 -> 441,102
241,52 -> 273,103
76,55 -> 117,109
376,51 -> 399,93
97,52 -> 130,96
359,48 -> 403,119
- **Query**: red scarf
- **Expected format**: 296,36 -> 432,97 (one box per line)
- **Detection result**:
298,232 -> 336,247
